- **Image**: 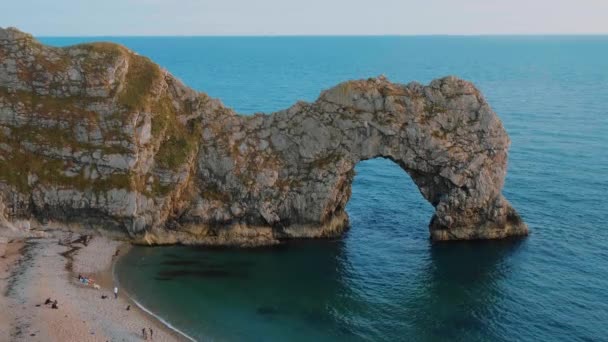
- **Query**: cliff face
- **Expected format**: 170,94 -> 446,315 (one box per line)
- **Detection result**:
0,27 -> 528,245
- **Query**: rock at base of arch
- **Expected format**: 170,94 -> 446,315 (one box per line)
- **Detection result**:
429,195 -> 528,241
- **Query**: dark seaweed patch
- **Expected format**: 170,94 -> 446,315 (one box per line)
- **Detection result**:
156,268 -> 247,279
160,260 -> 200,266
153,277 -> 173,281
256,306 -> 281,316
197,269 -> 236,277
223,260 -> 256,268
160,259 -> 255,269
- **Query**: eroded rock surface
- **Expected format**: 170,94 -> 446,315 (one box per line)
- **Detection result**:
0,27 -> 528,245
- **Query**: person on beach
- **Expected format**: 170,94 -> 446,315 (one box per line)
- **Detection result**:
149,328 -> 153,340
114,286 -> 118,299
142,328 -> 147,340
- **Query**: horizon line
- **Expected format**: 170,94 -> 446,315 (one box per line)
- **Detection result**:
36,33 -> 608,38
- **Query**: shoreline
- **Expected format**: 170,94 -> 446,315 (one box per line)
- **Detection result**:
125,296 -> 197,342
0,230 -> 190,341
0,237 -> 25,341
111,245 -> 197,342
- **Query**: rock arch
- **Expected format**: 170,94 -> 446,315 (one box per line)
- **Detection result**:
0,27 -> 527,244
185,76 -> 528,243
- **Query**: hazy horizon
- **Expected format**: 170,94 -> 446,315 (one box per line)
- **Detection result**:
30,33 -> 608,38
2,0 -> 608,36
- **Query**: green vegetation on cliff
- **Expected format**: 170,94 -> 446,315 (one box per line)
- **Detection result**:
151,96 -> 201,170
0,149 -> 131,193
0,38 -> 203,195
118,54 -> 162,110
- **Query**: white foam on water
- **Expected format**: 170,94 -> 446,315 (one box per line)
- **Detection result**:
131,297 -> 198,342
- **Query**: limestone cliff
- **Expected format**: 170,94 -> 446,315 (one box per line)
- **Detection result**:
0,27 -> 528,245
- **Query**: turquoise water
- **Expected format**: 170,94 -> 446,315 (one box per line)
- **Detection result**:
42,36 -> 608,341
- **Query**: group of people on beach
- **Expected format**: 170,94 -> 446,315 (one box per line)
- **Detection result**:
43,297 -> 59,309
142,327 -> 154,340
77,274 -> 94,286
73,277 -> 155,339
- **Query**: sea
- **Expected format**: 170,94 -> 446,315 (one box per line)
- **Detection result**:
41,36 -> 608,342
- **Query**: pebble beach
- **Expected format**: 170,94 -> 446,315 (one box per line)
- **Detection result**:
0,230 -> 187,341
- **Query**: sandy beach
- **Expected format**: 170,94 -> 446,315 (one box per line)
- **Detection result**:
0,230 -> 187,342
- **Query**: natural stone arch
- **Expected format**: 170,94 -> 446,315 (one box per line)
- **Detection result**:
184,76 -> 528,243
0,28 -> 527,244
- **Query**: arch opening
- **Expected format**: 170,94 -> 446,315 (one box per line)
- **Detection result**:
346,157 -> 434,239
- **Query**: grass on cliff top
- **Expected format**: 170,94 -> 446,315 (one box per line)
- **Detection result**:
118,54 -> 162,110
12,32 -> 72,76
6,39 -> 71,82
22,36 -> 162,112
1,35 -> 199,192
73,43 -> 125,80
72,42 -> 125,58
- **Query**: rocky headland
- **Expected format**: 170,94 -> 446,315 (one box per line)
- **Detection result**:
0,27 -> 528,246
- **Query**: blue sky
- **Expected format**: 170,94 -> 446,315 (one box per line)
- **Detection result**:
2,0 -> 608,36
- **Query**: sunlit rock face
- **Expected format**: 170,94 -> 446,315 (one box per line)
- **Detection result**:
0,27 -> 527,245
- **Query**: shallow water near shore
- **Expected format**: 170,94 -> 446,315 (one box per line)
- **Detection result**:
41,35 -> 608,341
